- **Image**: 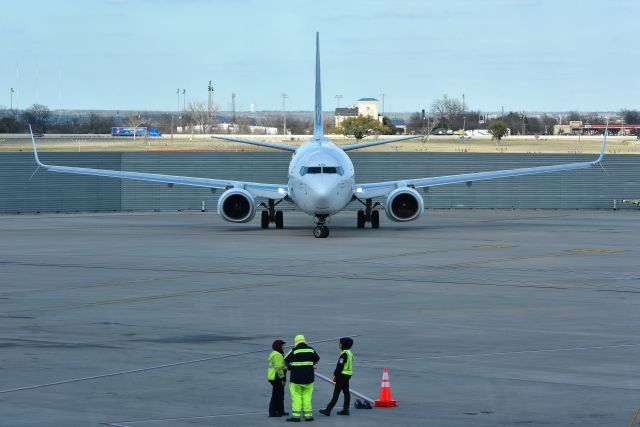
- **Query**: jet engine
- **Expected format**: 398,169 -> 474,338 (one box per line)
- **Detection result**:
384,187 -> 424,222
217,188 -> 257,223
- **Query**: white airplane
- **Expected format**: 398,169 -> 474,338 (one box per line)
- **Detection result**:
31,33 -> 608,238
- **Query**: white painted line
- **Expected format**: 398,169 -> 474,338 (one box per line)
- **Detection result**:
357,343 -> 640,364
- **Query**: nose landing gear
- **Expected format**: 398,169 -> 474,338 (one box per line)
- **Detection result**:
313,215 -> 330,238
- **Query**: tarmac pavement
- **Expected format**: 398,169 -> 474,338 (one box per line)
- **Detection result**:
1,209 -> 639,426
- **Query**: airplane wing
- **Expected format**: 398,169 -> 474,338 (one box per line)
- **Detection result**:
354,127 -> 608,199
30,127 -> 288,200
339,135 -> 424,151
211,135 -> 298,152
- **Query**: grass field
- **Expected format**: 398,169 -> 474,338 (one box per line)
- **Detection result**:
1,134 -> 639,154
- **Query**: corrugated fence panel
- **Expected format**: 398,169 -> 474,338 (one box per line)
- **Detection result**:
1,152 -> 638,213
0,153 -> 122,213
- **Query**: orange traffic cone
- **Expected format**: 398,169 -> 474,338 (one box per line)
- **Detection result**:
374,367 -> 397,407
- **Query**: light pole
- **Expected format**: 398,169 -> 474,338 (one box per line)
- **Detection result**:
281,92 -> 288,135
10,88 -> 14,115
335,94 -> 343,108
381,93 -> 385,114
182,89 -> 186,111
521,112 -> 526,135
177,89 -> 181,132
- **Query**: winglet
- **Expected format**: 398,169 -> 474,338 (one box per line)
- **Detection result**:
594,119 -> 608,165
313,32 -> 323,139
29,125 -> 45,167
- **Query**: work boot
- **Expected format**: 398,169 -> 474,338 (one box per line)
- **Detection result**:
337,409 -> 350,416
281,411 -> 290,416
304,417 -> 314,421
286,417 -> 300,422
319,409 -> 330,416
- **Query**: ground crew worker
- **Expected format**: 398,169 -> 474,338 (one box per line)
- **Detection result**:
319,337 -> 353,416
268,339 -> 288,417
283,334 -> 320,422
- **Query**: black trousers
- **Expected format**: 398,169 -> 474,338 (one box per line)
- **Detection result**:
326,375 -> 350,411
269,379 -> 285,416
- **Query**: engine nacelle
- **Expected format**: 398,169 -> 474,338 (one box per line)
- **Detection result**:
217,188 -> 257,223
384,187 -> 424,222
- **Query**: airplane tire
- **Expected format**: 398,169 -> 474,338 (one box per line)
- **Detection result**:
322,226 -> 330,238
357,210 -> 365,229
313,226 -> 324,238
261,211 -> 269,229
275,211 -> 284,229
371,210 -> 380,229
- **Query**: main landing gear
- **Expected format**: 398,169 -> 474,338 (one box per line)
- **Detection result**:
357,198 -> 381,229
260,199 -> 284,229
313,215 -> 330,238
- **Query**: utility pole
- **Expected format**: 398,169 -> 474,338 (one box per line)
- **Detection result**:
462,94 -> 465,112
208,80 -> 214,117
281,92 -> 288,135
231,93 -> 236,127
521,112 -> 526,135
501,106 -> 504,118
335,94 -> 343,108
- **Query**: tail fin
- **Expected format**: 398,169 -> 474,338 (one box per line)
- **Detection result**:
313,32 -> 323,139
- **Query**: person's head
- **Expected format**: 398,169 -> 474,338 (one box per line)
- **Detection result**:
272,339 -> 285,354
294,334 -> 306,346
339,337 -> 353,350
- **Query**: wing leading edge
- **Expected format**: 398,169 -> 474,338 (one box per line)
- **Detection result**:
355,126 -> 608,199
30,127 -> 288,200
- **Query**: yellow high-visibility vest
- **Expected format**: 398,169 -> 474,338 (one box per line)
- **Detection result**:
268,351 -> 285,380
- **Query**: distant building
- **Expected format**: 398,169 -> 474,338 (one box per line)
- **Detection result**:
553,120 -> 640,135
390,118 -> 407,134
335,97 -> 385,127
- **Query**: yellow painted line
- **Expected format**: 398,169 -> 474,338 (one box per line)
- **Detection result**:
476,244 -> 514,249
571,249 -> 625,254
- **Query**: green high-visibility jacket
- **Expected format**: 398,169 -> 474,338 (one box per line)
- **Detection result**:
268,351 -> 286,380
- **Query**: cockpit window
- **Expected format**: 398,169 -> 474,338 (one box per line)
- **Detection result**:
300,166 -> 345,176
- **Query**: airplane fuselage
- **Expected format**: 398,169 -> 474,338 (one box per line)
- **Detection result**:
287,137 -> 355,216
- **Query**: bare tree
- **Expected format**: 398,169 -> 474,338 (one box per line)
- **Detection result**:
431,94 -> 464,130
125,112 -> 146,141
187,100 -> 218,133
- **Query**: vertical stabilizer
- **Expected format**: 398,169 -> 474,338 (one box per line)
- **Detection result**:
313,32 -> 323,138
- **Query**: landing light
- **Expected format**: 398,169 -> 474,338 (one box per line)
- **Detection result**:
356,187 -> 363,193
278,187 -> 286,193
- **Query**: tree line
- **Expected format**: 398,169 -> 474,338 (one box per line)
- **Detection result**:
2,100 -> 638,137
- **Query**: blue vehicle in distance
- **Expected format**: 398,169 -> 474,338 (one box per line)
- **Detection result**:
112,127 -> 162,137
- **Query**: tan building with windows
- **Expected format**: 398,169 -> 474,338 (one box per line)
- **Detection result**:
334,97 -> 384,127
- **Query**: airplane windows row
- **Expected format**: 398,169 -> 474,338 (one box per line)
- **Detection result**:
300,166 -> 344,176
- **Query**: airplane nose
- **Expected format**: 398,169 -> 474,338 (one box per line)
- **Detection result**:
308,182 -> 333,209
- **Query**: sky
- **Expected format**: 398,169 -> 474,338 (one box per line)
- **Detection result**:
1,0 -> 639,113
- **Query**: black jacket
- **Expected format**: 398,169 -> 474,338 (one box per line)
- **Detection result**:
284,343 -> 320,384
